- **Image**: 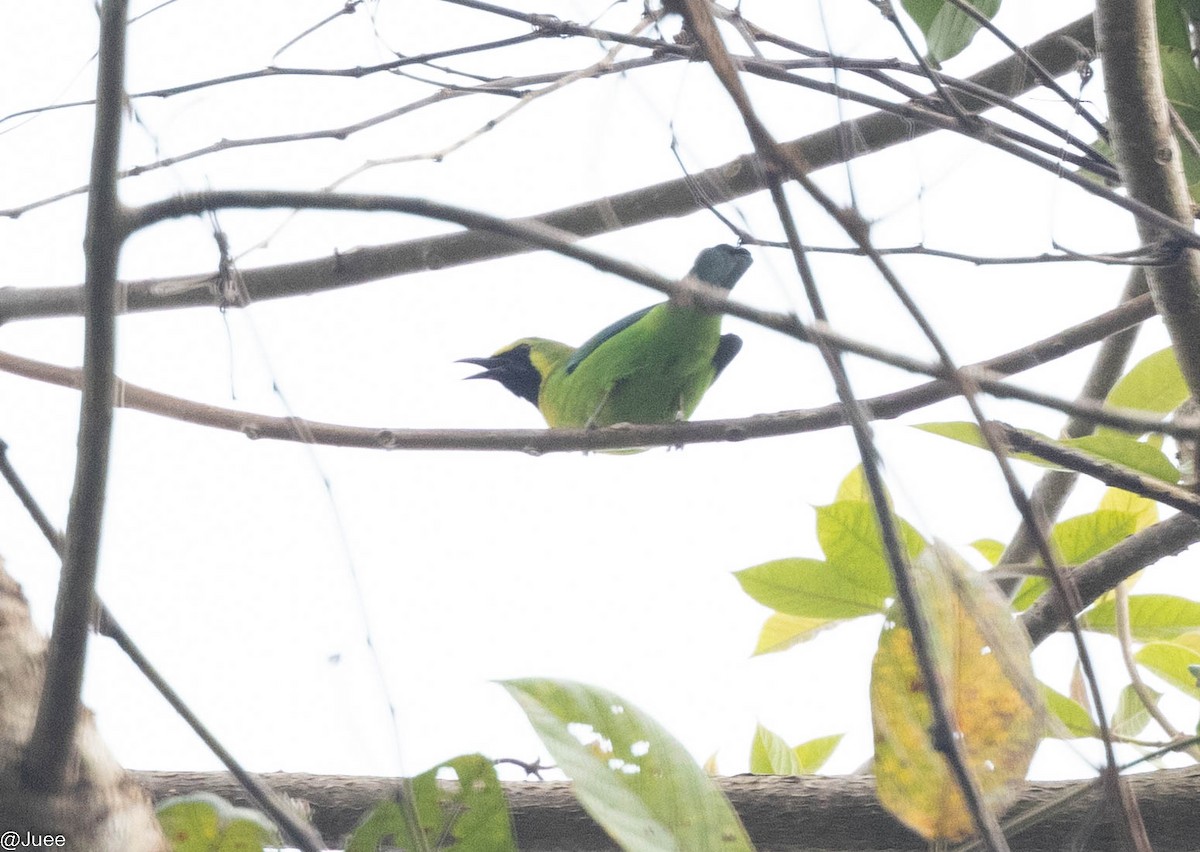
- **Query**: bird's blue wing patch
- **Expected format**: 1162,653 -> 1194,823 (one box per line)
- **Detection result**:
564,304 -> 656,375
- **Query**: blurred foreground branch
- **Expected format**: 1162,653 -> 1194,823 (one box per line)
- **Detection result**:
133,767 -> 1200,852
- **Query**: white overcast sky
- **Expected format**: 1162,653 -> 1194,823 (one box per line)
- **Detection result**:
1,0 -> 1195,788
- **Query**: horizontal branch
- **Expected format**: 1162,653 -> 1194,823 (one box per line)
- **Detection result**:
0,290 -> 1161,453
0,14 -> 1096,323
131,767 -> 1200,851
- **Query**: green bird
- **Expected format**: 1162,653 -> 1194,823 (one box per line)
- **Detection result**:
460,244 -> 753,428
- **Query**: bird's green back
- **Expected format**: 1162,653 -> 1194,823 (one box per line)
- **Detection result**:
460,244 -> 753,433
540,303 -> 724,428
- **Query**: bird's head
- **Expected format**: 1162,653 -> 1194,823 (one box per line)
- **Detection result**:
458,337 -> 573,407
689,244 -> 754,290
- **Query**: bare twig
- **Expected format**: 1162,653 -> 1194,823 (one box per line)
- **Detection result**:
998,268 -> 1149,586
333,16 -> 649,179
1113,584 -> 1200,760
753,242 -> 1170,267
0,14 -> 1098,322
943,0 -> 1108,141
0,443 -> 326,851
871,0 -> 973,123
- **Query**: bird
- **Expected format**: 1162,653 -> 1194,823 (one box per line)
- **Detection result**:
459,244 -> 753,429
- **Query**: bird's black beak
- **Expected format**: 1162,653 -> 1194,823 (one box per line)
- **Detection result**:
457,346 -> 542,406
456,356 -> 506,381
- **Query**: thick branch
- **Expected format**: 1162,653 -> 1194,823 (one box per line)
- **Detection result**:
132,767 -> 1200,851
1095,0 -> 1200,395
21,0 -> 128,793
1022,511 -> 1200,645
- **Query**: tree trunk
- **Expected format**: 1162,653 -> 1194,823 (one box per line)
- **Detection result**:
0,562 -> 165,851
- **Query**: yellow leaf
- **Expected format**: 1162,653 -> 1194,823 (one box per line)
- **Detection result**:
871,543 -> 1043,841
1099,488 -> 1158,532
752,612 -> 837,656
834,464 -> 894,509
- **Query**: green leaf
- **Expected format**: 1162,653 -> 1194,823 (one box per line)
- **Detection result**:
749,724 -> 803,775
816,499 -> 921,592
347,754 -> 515,852
1081,594 -> 1200,641
1111,683 -> 1162,738
1053,509 -> 1139,564
1059,433 -> 1179,482
1039,683 -> 1097,739
1010,577 -> 1045,612
158,793 -> 278,852
900,0 -> 1001,64
347,801 -> 411,852
749,726 -> 842,776
917,420 -> 1177,480
158,794 -> 223,852
1160,46 -> 1200,201
970,539 -> 1005,566
1099,488 -> 1159,531
1105,347 -> 1189,418
1181,0 -> 1200,21
916,424 -> 1171,484
737,497 -> 926,623
502,678 -> 753,852
793,734 -> 843,774
1014,508 -> 1141,611
1136,640 -> 1200,698
216,808 -> 276,852
915,421 -> 1052,467
1158,0 -> 1192,49
736,557 -> 889,618
751,611 -> 840,655
1164,46 -> 1200,137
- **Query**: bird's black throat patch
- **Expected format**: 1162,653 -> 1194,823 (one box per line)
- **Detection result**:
465,344 -> 541,406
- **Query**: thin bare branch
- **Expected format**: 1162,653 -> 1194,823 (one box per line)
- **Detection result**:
0,14 -> 1097,322
943,0 -> 1108,141
1112,584 -> 1200,760
0,443 -> 326,851
332,16 -> 649,179
681,1 -> 1007,845
999,268 -> 1149,585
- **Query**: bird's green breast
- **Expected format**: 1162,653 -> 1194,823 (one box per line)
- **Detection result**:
540,304 -> 723,428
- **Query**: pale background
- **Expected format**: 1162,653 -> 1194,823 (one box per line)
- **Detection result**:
0,0 -> 1192,787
